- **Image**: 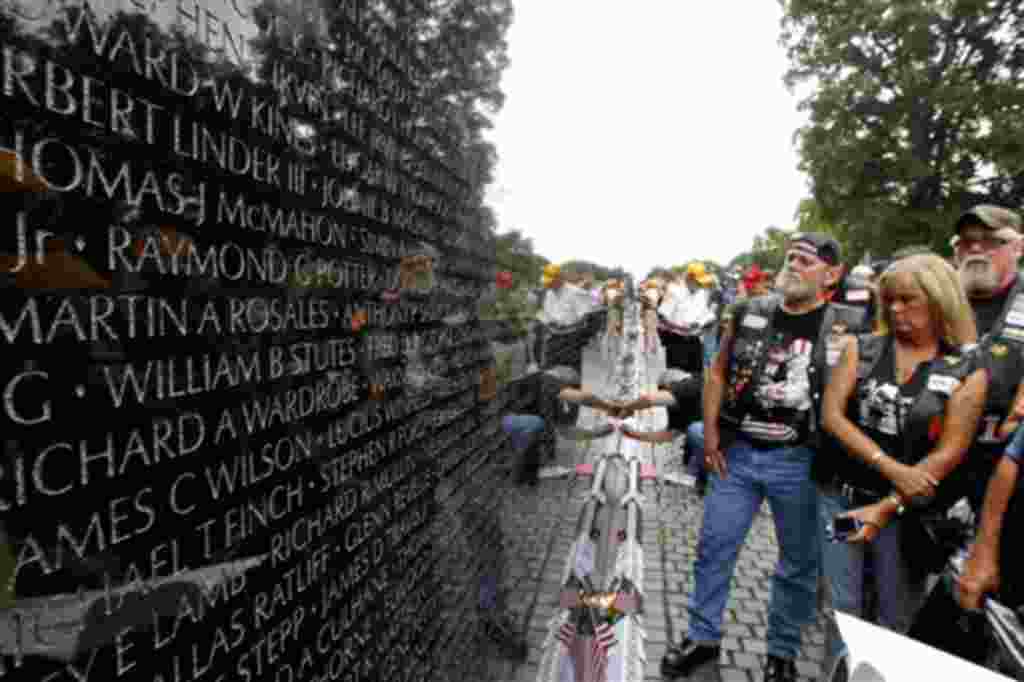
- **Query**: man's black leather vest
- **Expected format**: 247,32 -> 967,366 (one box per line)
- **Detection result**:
961,276 -> 1024,506
812,334 -> 975,496
719,294 -> 866,446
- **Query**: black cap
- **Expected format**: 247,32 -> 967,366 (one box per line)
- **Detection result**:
789,232 -> 841,266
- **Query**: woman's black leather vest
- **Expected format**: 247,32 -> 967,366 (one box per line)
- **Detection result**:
813,334 -> 975,496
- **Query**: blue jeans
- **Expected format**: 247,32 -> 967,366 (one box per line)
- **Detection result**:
818,488 -> 927,661
686,421 -> 706,479
702,327 -> 719,370
688,439 -> 819,659
502,414 -> 545,451
502,414 -> 546,482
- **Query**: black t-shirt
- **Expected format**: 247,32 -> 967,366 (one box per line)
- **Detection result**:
737,304 -> 827,444
843,339 -> 929,492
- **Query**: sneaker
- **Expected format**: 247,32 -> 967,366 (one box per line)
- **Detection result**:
762,655 -> 797,682
661,638 -> 720,679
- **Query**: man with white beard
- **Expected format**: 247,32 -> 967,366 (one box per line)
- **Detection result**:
956,206 -> 1024,333
906,205 -> 1024,667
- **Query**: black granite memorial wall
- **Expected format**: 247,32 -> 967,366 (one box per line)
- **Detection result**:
0,0 -> 536,680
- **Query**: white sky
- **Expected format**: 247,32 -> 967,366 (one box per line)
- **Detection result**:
484,2 -> 812,279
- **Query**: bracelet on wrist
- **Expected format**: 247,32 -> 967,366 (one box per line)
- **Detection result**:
889,493 -> 906,516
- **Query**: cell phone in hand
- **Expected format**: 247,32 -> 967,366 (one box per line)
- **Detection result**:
825,516 -> 863,543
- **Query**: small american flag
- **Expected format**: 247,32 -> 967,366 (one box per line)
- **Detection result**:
589,622 -> 617,681
557,619 -> 618,682
557,620 -> 576,649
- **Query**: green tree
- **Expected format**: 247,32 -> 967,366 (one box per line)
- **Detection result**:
780,0 -> 1024,257
494,229 -> 548,285
559,260 -> 628,282
792,197 -> 865,260
729,225 -> 792,271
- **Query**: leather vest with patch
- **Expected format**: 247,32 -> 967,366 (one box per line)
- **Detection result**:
720,295 -> 866,445
813,334 -> 975,495
959,277 -> 1024,505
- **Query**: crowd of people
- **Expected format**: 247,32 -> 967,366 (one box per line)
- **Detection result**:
624,207 -> 1024,682
497,212 -> 1024,681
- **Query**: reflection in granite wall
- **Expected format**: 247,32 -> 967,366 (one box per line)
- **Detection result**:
0,0 -> 519,680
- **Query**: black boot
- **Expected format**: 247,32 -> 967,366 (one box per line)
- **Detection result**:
661,638 -> 720,678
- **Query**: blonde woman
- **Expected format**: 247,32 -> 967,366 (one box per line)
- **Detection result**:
817,254 -> 987,672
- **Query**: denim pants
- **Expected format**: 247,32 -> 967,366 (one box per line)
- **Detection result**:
818,488 -> 927,662
502,414 -> 546,480
502,414 -> 545,451
685,421 -> 711,492
688,439 -> 819,659
702,327 -> 719,370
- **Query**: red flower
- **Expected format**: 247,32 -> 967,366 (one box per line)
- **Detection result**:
496,271 -> 514,289
351,310 -> 368,333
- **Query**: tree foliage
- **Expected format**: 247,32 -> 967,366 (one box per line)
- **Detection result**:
780,0 -> 1024,257
494,230 -> 548,286
727,226 -> 793,271
559,260 -> 629,283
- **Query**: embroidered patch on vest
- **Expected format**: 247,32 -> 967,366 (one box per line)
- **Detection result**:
927,374 -> 960,395
1007,311 -> 1024,327
991,344 -> 1009,358
825,336 -> 843,367
1002,328 -> 1024,342
743,314 -> 767,330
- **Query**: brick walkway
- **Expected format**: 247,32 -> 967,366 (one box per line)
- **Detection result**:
490,342 -> 829,682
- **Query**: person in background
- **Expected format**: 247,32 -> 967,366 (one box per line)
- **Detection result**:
639,279 -> 663,354
817,254 -> 986,678
537,264 -> 588,327
832,263 -> 878,336
501,414 -> 547,486
658,263 -> 716,374
841,264 -> 876,319
662,233 -> 863,682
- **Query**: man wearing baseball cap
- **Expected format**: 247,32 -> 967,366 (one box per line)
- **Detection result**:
907,205 -> 1024,665
657,262 -> 718,374
663,233 -> 865,681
